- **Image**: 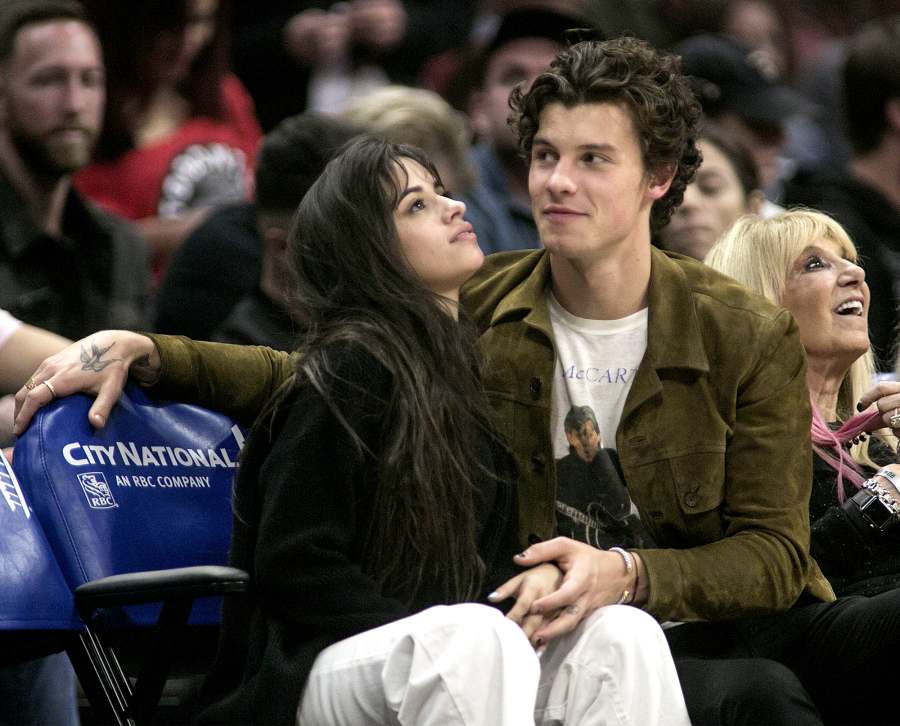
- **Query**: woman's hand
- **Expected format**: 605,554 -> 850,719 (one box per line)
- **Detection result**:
857,382 -> 900,435
512,537 -> 639,643
13,331 -> 158,434
489,563 -> 562,647
870,463 -> 900,506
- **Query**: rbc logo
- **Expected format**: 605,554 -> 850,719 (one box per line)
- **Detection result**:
77,472 -> 118,510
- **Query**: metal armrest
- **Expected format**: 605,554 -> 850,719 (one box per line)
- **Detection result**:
75,565 -> 249,616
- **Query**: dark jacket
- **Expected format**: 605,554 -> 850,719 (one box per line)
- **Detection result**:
190,346 -> 521,725
0,171 -> 147,339
460,248 -> 834,622
809,440 -> 900,597
147,248 -> 836,624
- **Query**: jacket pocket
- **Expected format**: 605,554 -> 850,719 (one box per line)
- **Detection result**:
668,451 -> 727,544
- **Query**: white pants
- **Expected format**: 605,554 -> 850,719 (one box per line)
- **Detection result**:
297,603 -> 690,726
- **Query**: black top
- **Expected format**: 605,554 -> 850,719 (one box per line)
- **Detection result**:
782,169 -> 900,369
155,202 -> 260,340
0,171 -> 148,339
809,438 -> 900,597
196,347 -> 522,725
212,287 -> 298,352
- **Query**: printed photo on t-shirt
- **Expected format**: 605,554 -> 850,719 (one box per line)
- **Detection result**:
554,404 -> 654,549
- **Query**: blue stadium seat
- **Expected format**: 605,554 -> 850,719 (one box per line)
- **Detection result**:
5,384 -> 249,725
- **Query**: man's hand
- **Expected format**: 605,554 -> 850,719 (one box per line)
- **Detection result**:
13,331 -> 158,434
512,537 -> 638,642
350,0 -> 407,51
284,8 -> 350,66
489,563 -> 562,647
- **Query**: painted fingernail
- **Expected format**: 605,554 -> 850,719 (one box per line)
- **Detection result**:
487,591 -> 500,601
514,551 -> 527,559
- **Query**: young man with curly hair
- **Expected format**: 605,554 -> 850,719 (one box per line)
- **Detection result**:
463,36 -> 900,726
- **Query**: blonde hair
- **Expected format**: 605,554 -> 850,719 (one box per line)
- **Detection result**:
705,208 -> 892,467
342,85 -> 477,194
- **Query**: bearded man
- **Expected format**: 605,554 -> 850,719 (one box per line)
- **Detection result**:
0,0 -> 146,340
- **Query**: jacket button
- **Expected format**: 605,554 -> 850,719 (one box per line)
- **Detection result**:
684,492 -> 699,508
529,377 -> 542,399
531,453 -> 545,474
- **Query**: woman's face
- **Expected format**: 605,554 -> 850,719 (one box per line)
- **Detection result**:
147,0 -> 218,86
781,237 -> 870,371
391,158 -> 484,305
659,139 -> 753,260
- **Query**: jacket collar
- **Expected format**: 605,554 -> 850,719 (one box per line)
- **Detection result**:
0,170 -> 95,258
490,250 -> 554,340
488,246 -> 710,374
644,247 -> 709,374
0,171 -> 39,258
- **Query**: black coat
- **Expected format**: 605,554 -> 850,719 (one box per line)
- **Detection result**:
196,347 -> 522,725
809,440 -> 900,597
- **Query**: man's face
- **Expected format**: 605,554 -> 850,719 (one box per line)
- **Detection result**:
0,19 -> 105,177
714,111 -> 784,191
528,101 -> 672,264
469,37 -> 561,153
566,419 -> 600,462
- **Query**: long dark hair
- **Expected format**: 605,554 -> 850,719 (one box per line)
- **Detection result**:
82,0 -> 231,160
279,136 -> 494,605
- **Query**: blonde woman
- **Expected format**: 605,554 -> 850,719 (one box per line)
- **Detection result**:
706,209 -> 900,596
342,85 -> 477,197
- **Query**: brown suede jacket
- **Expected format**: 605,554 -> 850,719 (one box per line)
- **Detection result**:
146,247 -> 834,624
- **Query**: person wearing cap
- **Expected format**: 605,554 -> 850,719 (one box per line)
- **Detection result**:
676,32 -> 812,206
782,16 -> 900,372
461,6 -> 593,255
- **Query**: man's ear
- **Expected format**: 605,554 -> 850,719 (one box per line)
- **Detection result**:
886,98 -> 900,136
647,162 -> 676,201
0,78 -> 7,126
747,189 -> 766,215
467,90 -> 490,139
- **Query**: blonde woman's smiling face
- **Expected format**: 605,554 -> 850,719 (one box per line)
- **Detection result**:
781,237 -> 870,370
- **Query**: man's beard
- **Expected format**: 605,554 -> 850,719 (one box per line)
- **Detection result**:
8,124 -> 95,178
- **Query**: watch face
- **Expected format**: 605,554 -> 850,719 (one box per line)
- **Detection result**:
860,495 -> 894,529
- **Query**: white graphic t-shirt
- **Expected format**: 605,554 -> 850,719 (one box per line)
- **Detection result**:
548,292 -> 655,549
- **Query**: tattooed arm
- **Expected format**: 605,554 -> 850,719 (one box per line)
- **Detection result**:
13,331 -> 159,433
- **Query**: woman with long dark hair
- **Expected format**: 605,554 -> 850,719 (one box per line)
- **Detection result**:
14,137 -> 688,725
74,0 -> 261,279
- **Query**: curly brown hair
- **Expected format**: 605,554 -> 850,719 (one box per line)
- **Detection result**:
510,36 -> 702,233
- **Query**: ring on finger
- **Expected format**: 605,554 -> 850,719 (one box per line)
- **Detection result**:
564,604 -> 579,616
42,380 -> 57,400
25,377 -> 37,390
890,408 -> 900,428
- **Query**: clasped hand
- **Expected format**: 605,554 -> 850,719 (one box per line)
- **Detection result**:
492,537 -> 634,649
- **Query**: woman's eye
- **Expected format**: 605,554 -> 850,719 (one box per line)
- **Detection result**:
803,256 -> 826,271
410,199 -> 426,212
